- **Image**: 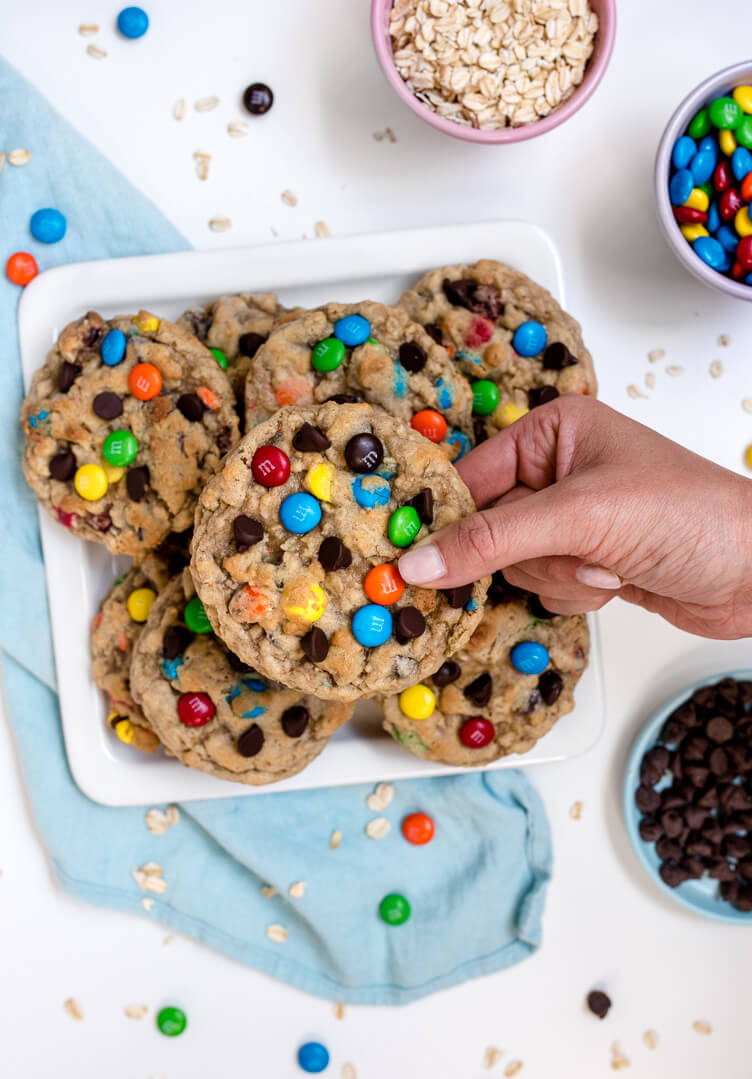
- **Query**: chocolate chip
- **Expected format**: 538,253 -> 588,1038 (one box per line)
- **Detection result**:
684,763 -> 710,787
463,672 -> 492,707
163,625 -> 191,659
217,426 -> 233,452
682,856 -> 706,879
301,626 -> 329,663
643,746 -> 671,782
586,991 -> 611,1020
442,277 -> 476,308
281,705 -> 309,738
707,715 -> 735,743
396,606 -> 426,644
735,885 -> 752,911
661,717 -> 687,744
656,837 -> 683,861
177,392 -> 206,421
683,735 -> 709,761
238,331 -> 266,357
686,837 -> 713,858
468,283 -> 503,320
473,416 -> 489,444
398,341 -> 427,373
318,536 -> 352,572
709,747 -> 730,776
701,819 -> 723,846
49,450 -> 76,481
432,660 -> 461,686
92,391 -> 123,419
326,393 -> 361,404
237,723 -> 264,757
709,859 -> 736,882
424,322 -> 443,345
721,880 -> 740,902
345,433 -> 383,473
738,857 -> 752,882
406,487 -> 434,525
293,422 -> 331,453
528,595 -> 555,619
693,686 -> 718,709
58,361 -> 81,393
528,385 -> 559,409
126,465 -> 149,501
659,861 -> 691,888
543,342 -> 577,370
638,816 -> 663,842
538,670 -> 563,705
722,834 -> 750,859
661,808 -> 686,836
697,785 -> 720,809
685,805 -> 708,829
233,514 -> 263,549
82,325 -> 103,347
443,584 -> 473,608
661,788 -> 685,810
635,786 -> 661,813
486,570 -> 522,606
243,82 -> 273,114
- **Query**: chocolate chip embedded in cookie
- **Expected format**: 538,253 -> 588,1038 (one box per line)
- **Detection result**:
130,573 -> 352,785
21,311 -> 239,555
190,402 -> 488,701
244,301 -> 474,461
399,259 -> 597,440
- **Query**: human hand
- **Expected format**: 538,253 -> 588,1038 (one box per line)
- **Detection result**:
397,396 -> 752,640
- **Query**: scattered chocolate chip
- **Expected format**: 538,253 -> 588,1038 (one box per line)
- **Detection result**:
659,861 -> 691,888
586,991 -> 611,1019
442,277 -> 476,309
281,705 -> 309,738
326,393 -> 361,404
542,342 -> 576,370
318,536 -> 352,572
656,837 -> 683,861
706,715 -> 735,743
243,81 -> 273,115
635,786 -> 662,813
398,341 -> 427,373
432,660 -> 461,686
293,422 -> 331,453
393,606 -> 424,644
237,723 -> 264,757
423,322 -> 443,345
233,514 -> 264,550
92,391 -> 123,419
163,625 -> 191,659
217,426 -> 233,452
660,809 -> 685,837
238,331 -> 266,357
126,465 -> 149,502
406,487 -> 434,525
344,433 -> 383,473
468,283 -> 504,320
538,669 -> 563,705
58,361 -> 82,393
49,450 -> 76,481
177,392 -> 206,421
443,584 -> 473,608
463,672 -> 492,707
639,817 -> 663,842
528,385 -> 560,409
301,626 -> 329,663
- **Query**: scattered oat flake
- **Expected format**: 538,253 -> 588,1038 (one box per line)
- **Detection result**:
610,1042 -> 630,1070
195,96 -> 220,112
141,897 -> 154,911
627,384 -> 647,400
569,800 -> 583,820
742,398 -> 752,414
666,365 -> 684,376
330,829 -> 342,849
86,43 -> 107,59
266,923 -> 288,943
145,808 -> 169,835
341,1065 -> 357,1079
166,805 -> 179,827
366,782 -> 394,812
64,998 -> 83,1021
209,215 -> 232,232
261,884 -> 278,899
289,881 -> 306,899
709,360 -> 723,379
642,1030 -> 659,1050
373,131 -> 385,141
366,817 -> 391,840
334,1002 -> 346,1020
484,1046 -> 504,1068
504,1062 -> 523,1077
281,189 -> 298,207
173,99 -> 186,121
132,863 -> 167,895
0,153 -> 5,174
227,121 -> 248,137
314,220 -> 331,238
645,371 -> 656,390
693,1020 -> 712,1035
193,152 -> 211,181
124,1004 -> 148,1020
648,349 -> 666,363
718,334 -> 730,347
8,149 -> 31,166
385,127 -> 398,142
78,22 -> 99,34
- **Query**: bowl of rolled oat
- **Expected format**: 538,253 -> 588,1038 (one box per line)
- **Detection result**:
372,0 -> 616,143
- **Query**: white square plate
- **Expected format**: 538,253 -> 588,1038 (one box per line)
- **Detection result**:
19,220 -> 605,805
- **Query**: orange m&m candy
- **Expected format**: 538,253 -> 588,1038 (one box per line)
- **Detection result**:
411,409 -> 447,443
742,172 -> 752,203
401,812 -> 435,845
128,362 -> 162,400
6,251 -> 38,286
364,563 -> 405,606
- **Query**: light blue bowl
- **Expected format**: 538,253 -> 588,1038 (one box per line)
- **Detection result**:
623,670 -> 752,925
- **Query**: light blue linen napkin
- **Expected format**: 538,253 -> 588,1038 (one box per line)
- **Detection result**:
0,56 -> 552,1004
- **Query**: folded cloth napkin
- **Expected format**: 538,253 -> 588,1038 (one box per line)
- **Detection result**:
0,56 -> 552,1004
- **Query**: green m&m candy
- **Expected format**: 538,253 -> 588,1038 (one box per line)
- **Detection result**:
388,506 -> 421,548
156,1006 -> 187,1037
688,107 -> 710,139
709,96 -> 742,130
736,115 -> 752,150
472,379 -> 499,416
311,337 -> 345,373
696,180 -> 714,200
210,347 -> 228,370
379,892 -> 411,926
102,429 -> 139,466
184,596 -> 212,634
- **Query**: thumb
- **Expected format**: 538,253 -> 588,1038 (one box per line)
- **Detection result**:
397,478 -> 594,588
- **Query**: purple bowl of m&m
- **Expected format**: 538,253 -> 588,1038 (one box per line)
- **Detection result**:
656,63 -> 752,301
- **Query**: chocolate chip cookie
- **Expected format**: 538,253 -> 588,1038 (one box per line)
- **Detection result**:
399,259 -> 597,440
190,402 -> 488,701
244,301 -> 474,460
130,572 -> 352,785
21,311 -> 239,555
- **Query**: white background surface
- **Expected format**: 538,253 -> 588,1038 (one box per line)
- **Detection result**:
1,1 -> 752,1077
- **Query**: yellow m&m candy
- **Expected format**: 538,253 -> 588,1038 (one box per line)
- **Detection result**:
733,86 -> 752,115
108,712 -> 134,744
399,684 -> 435,720
74,463 -> 108,501
103,463 -> 125,483
497,401 -> 529,428
305,461 -> 335,503
719,129 -> 737,156
135,314 -> 160,333
283,582 -> 328,623
735,206 -> 752,237
680,223 -> 709,242
745,444 -> 752,471
127,587 -> 157,623
685,187 -> 709,212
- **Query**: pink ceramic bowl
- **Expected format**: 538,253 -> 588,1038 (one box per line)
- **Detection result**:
371,0 -> 616,144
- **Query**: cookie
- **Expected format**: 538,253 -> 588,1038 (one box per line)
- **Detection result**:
90,533 -> 190,753
130,573 -> 352,784
383,580 -> 589,764
399,259 -> 597,440
21,310 -> 239,555
244,301 -> 474,460
191,402 -> 489,701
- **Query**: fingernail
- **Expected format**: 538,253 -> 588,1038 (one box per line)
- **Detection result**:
398,542 -> 446,585
576,563 -> 622,590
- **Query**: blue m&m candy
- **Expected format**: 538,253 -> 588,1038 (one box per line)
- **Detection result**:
30,208 -> 66,244
732,146 -> 752,182
693,235 -> 727,270
690,148 -> 715,185
333,314 -> 370,347
279,492 -> 322,534
671,135 -> 696,170
707,201 -> 720,233
669,168 -> 694,205
512,321 -> 547,357
101,328 -> 127,366
297,1041 -> 330,1073
716,224 -> 739,252
510,640 -> 550,675
352,604 -> 392,647
446,429 -> 473,459
117,5 -> 149,38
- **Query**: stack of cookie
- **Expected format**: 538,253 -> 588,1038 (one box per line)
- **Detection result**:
20,260 -> 595,786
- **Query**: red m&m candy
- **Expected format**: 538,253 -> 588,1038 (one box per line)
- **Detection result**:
672,206 -> 708,224
719,187 -> 744,221
402,812 -> 435,845
6,251 -> 38,286
177,692 -> 215,727
411,409 -> 448,443
713,160 -> 731,192
459,717 -> 495,748
737,235 -> 752,271
251,445 -> 290,486
464,317 -> 494,349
